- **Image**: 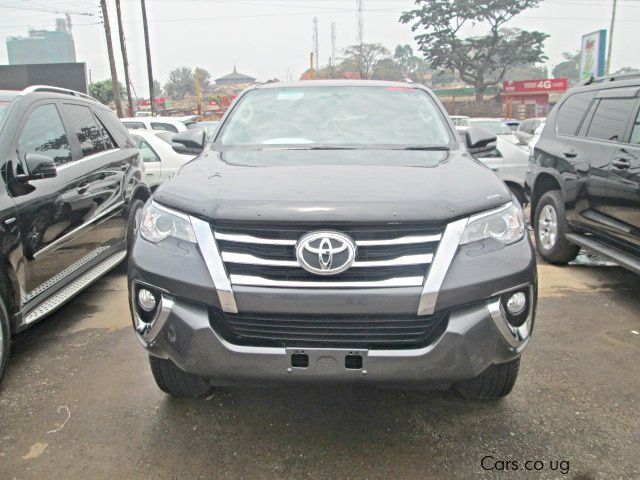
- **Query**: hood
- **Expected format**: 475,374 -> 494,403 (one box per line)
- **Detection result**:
154,149 -> 511,224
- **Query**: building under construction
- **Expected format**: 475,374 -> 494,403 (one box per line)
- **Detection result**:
6,18 -> 76,65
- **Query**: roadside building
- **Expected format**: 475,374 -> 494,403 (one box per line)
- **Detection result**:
501,78 -> 568,119
215,67 -> 256,86
6,18 -> 76,65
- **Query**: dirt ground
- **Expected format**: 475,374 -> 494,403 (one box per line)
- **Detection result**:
0,256 -> 638,479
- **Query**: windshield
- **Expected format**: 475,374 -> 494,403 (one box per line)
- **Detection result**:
219,86 -> 451,148
470,119 -> 513,135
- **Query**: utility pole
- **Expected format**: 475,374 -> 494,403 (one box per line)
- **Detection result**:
141,0 -> 156,115
310,53 -> 315,79
356,0 -> 364,46
330,22 -> 336,67
195,68 -> 202,116
115,0 -> 133,116
313,17 -> 319,74
100,0 -> 123,117
606,0 -> 617,75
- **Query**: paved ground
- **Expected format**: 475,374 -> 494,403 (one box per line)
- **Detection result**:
0,256 -> 638,479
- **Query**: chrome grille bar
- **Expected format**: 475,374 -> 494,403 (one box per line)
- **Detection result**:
221,252 -> 433,268
356,234 -> 441,246
215,232 -> 296,245
230,275 -> 425,288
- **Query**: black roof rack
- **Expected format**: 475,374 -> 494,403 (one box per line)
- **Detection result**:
582,71 -> 640,86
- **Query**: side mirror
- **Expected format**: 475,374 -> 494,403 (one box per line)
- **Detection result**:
25,153 -> 57,180
172,129 -> 205,155
465,127 -> 497,156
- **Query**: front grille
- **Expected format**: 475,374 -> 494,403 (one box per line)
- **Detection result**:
213,222 -> 444,288
211,309 -> 449,349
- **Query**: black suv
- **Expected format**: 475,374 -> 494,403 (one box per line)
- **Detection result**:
527,74 -> 640,273
0,85 -> 150,384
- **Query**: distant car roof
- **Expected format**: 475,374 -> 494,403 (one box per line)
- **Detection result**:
470,118 -> 506,122
122,116 -> 185,123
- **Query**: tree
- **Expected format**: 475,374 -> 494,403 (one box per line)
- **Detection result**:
372,58 -> 405,81
400,0 -> 549,100
195,67 -> 212,93
164,66 -> 195,99
504,63 -> 548,81
153,79 -> 163,97
393,44 -> 428,80
612,66 -> 640,76
89,79 -> 125,105
552,51 -> 580,84
339,43 -> 391,80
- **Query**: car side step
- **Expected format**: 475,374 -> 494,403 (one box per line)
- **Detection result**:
24,250 -> 127,325
566,233 -> 640,275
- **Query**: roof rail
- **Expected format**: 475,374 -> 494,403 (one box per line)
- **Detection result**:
582,71 -> 640,86
20,85 -> 96,102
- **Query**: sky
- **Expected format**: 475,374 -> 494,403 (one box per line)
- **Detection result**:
0,0 -> 638,96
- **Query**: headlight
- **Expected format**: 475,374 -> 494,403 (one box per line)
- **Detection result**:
139,202 -> 196,243
460,202 -> 525,245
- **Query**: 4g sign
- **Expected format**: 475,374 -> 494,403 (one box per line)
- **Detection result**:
502,78 -> 568,94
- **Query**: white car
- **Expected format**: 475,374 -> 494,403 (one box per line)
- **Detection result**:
129,129 -> 195,189
514,117 -> 546,144
450,115 -> 470,127
458,126 -> 529,205
122,116 -> 189,133
468,117 -> 522,146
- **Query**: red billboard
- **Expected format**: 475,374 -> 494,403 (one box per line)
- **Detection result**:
502,78 -> 568,94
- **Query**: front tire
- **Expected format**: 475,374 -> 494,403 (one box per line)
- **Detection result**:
0,297 -> 11,387
534,190 -> 579,264
149,355 -> 211,398
454,358 -> 520,400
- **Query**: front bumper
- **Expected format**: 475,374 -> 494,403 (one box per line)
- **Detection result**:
131,287 -> 534,387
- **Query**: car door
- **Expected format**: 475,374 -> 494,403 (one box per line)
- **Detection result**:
602,98 -> 640,247
8,101 -> 98,297
132,134 -> 162,188
571,92 -> 640,244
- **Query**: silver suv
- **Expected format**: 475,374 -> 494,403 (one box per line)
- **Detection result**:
128,81 -> 537,400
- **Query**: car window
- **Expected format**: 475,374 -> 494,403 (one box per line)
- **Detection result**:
556,91 -> 596,136
155,131 -> 175,144
62,104 -> 116,157
18,104 -> 72,167
123,121 -> 146,129
150,122 -> 179,133
630,108 -> 640,145
470,120 -> 512,135
132,136 -> 160,162
220,86 -> 451,147
585,98 -> 637,143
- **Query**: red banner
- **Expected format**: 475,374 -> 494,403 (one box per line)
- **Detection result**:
502,78 -> 568,94
137,97 -> 166,106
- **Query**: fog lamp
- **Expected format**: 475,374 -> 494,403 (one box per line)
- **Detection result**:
138,288 -> 157,312
506,292 -> 527,316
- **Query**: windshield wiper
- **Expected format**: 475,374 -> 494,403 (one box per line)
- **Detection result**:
302,146 -> 358,150
401,145 -> 450,151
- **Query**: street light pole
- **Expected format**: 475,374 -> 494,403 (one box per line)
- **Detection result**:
606,0 -> 617,75
141,0 -> 156,116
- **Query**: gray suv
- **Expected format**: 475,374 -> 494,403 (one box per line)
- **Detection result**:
128,81 -> 537,400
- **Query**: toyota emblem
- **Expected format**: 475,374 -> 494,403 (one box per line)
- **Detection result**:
296,231 -> 356,275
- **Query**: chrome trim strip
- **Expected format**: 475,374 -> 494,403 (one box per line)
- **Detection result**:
222,252 -> 299,267
487,286 -> 533,351
191,216 -> 238,313
220,252 -> 433,268
417,217 -> 468,315
356,234 -> 441,246
466,202 -> 513,223
214,232 -> 297,246
353,254 -> 433,267
134,295 -> 175,345
229,274 -> 425,288
56,149 -> 117,171
34,201 -> 125,259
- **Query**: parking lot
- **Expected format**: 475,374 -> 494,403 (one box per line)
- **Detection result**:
0,254 -> 637,480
